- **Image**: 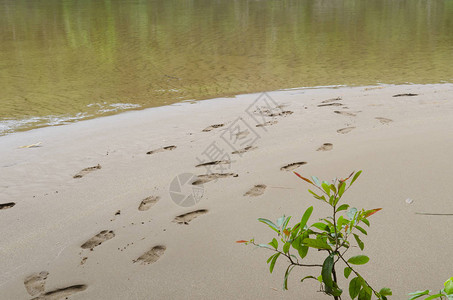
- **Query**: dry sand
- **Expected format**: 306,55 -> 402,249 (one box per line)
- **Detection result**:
0,84 -> 452,299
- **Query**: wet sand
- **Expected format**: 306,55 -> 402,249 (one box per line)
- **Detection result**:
0,84 -> 452,299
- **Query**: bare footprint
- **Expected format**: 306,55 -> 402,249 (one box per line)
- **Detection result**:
375,117 -> 393,124
318,103 -> 343,107
256,120 -> 278,127
24,271 -> 49,296
0,202 -> 15,210
232,146 -> 257,155
281,162 -> 307,171
146,145 -> 176,155
81,230 -> 115,250
393,93 -> 418,97
244,185 -> 266,197
173,209 -> 208,225
317,143 -> 333,151
202,124 -> 224,132
337,127 -> 355,134
134,245 -> 166,265
138,196 -> 160,211
334,111 -> 356,117
195,160 -> 230,168
32,285 -> 87,300
192,173 -> 238,185
73,164 -> 101,179
321,97 -> 342,103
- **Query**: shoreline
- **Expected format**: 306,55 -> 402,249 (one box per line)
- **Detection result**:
1,83 -> 453,299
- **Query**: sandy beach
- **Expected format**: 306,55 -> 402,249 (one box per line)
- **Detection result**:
1,84 -> 453,299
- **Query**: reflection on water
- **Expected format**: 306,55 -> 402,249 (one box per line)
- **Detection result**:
1,0 -> 453,134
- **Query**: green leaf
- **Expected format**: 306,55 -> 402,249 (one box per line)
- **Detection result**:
353,233 -> 364,251
349,277 -> 362,299
330,184 -> 337,194
424,294 -> 444,300
445,277 -> 453,294
344,267 -> 352,279
300,206 -> 313,229
338,181 -> 346,197
362,218 -> 370,227
350,170 -> 362,186
298,245 -> 309,259
258,218 -> 280,233
322,182 -> 331,196
312,222 -> 330,232
321,255 -> 334,288
355,225 -> 368,235
277,216 -> 285,227
337,204 -> 350,212
311,176 -> 321,187
358,286 -> 372,300
283,265 -> 295,290
348,255 -> 369,265
379,287 -> 392,296
408,290 -> 431,300
269,238 -> 278,250
283,242 -> 291,254
282,216 -> 291,231
267,253 -> 276,264
302,238 -> 332,250
301,275 -> 318,283
269,252 -> 281,273
257,244 -> 272,249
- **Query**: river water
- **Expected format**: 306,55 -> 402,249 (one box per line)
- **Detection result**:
1,0 -> 452,134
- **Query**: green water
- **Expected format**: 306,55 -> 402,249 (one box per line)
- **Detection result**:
1,0 -> 453,134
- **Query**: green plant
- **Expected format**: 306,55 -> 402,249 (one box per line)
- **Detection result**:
409,277 -> 453,300
237,171 -> 392,299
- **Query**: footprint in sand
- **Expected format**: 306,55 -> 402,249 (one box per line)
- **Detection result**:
375,117 -> 393,124
317,143 -> 333,151
24,271 -> 87,300
321,97 -> 342,103
134,245 -> 166,265
192,173 -> 238,185
173,209 -> 208,225
334,111 -> 357,117
232,146 -> 257,155
32,285 -> 87,300
138,196 -> 160,211
318,103 -> 343,107
146,145 -> 176,155
24,271 -> 49,296
202,124 -> 224,132
281,162 -> 307,171
195,160 -> 230,168
337,127 -> 355,134
256,120 -> 278,127
73,164 -> 101,179
81,230 -> 115,250
244,185 -> 266,197
393,93 -> 418,97
0,202 -> 15,210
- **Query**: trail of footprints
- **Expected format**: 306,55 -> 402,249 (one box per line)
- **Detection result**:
31,96 -> 399,298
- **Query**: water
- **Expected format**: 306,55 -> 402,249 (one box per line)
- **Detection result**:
1,0 -> 453,134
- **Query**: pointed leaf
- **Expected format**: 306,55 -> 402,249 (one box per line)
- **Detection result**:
408,290 -> 430,300
311,176 -> 321,187
338,181 -> 346,197
236,240 -> 248,243
301,275 -> 318,283
283,265 -> 295,290
258,218 -> 280,233
349,277 -> 362,299
312,222 -> 330,232
337,204 -> 349,212
364,208 -> 382,218
348,255 -> 369,265
269,252 -> 281,273
353,233 -> 365,250
302,238 -> 332,250
321,255 -> 334,288
344,267 -> 352,279
269,238 -> 278,250
283,242 -> 291,254
300,206 -> 313,229
350,170 -> 362,186
379,288 -> 392,296
322,182 -> 331,196
294,172 -> 314,185
355,225 -> 368,235
445,277 -> 453,294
